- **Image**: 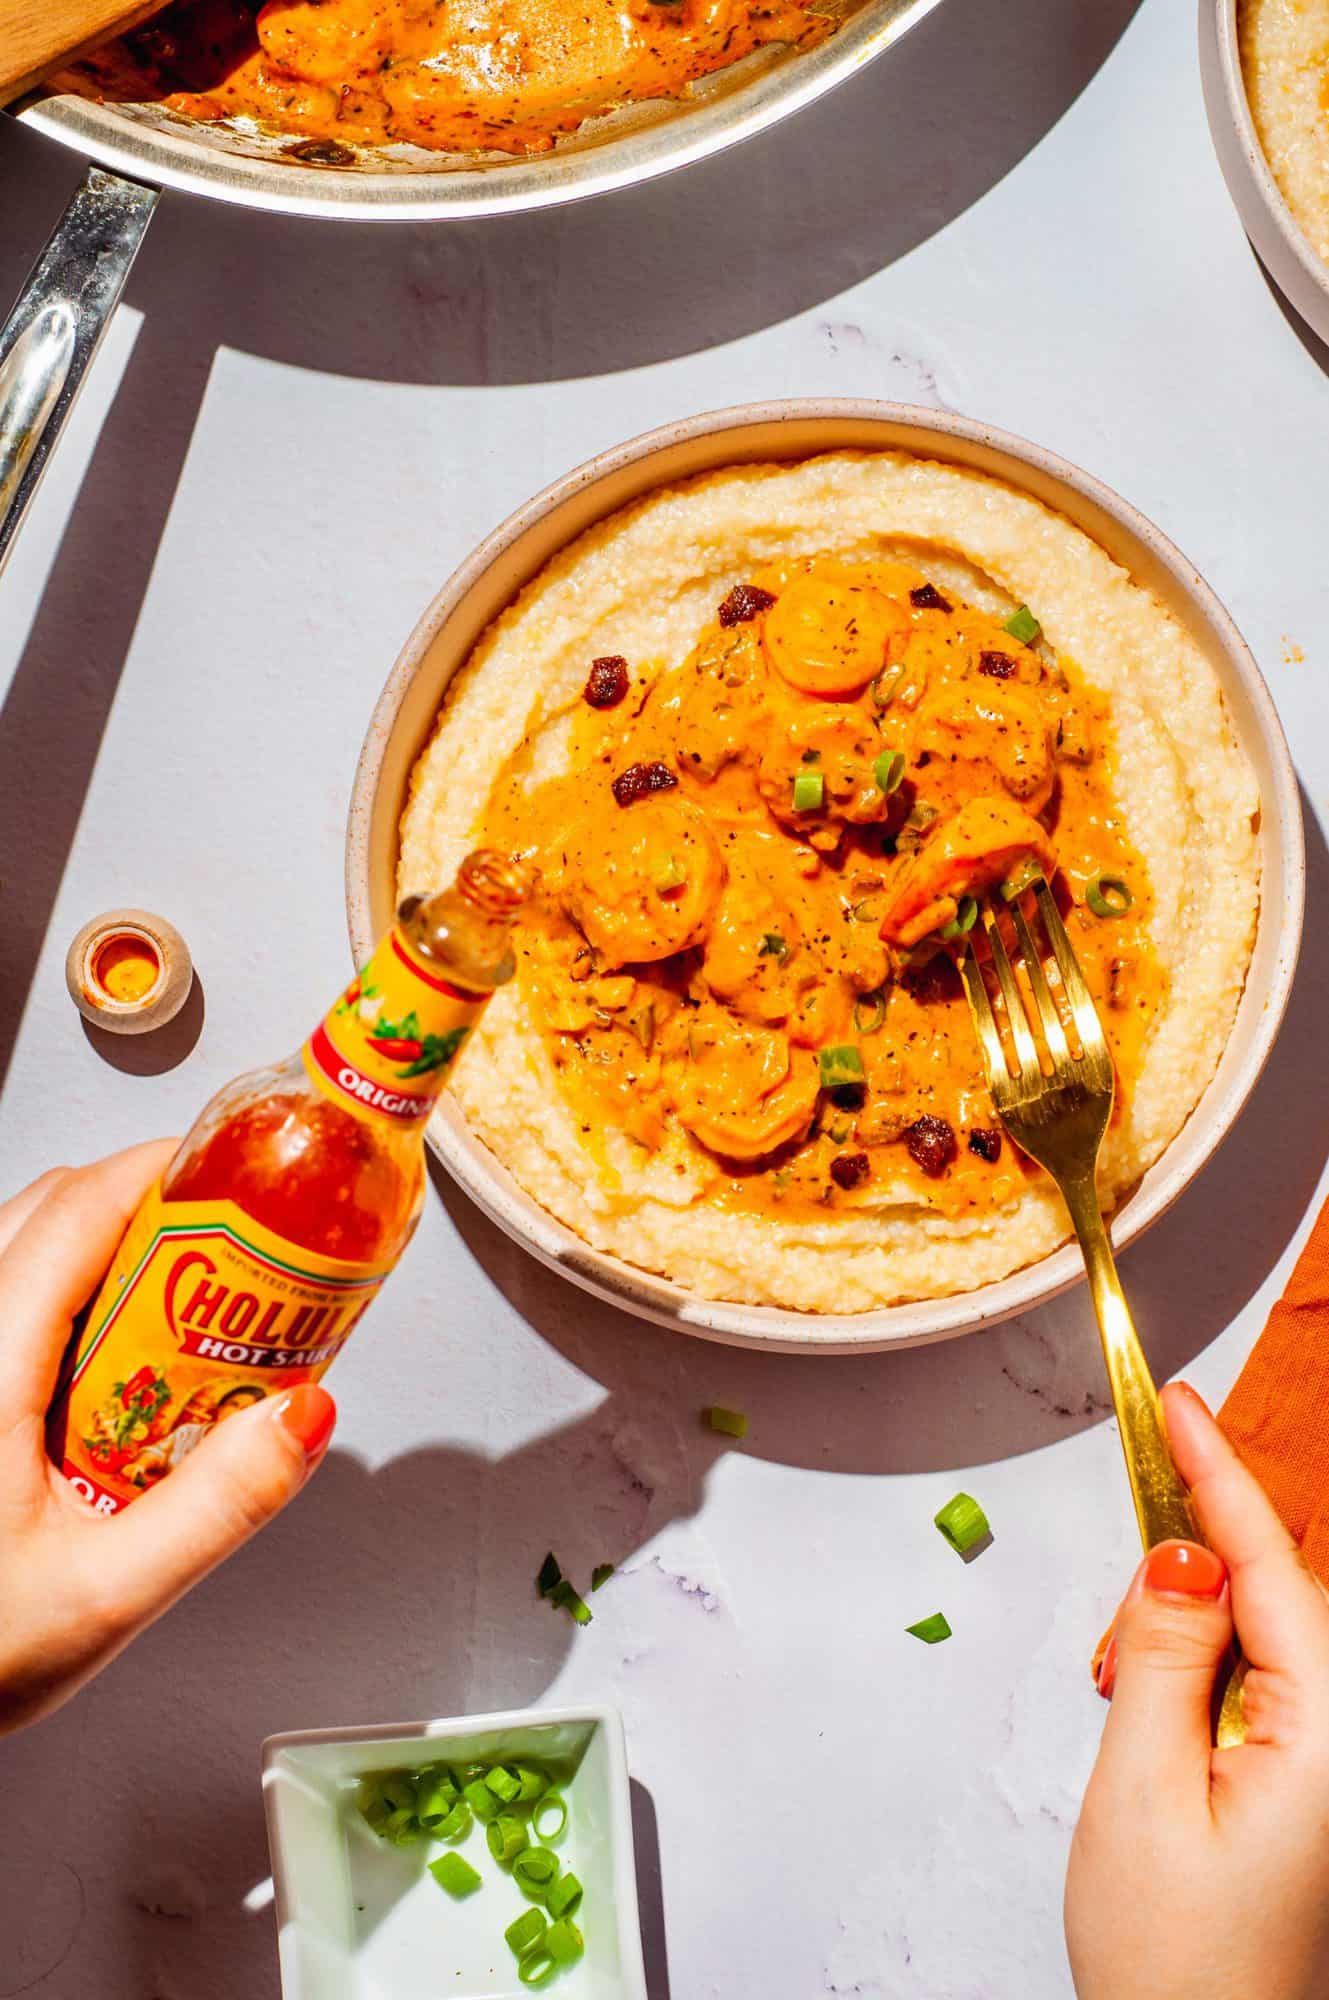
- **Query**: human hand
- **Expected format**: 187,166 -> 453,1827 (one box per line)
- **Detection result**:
1065,1381 -> 1329,2000
0,1143 -> 336,1734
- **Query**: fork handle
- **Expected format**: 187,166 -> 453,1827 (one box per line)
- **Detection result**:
1061,1173 -> 1247,1746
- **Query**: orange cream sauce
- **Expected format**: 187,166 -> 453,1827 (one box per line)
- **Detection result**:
480,556 -> 1167,1222
66,0 -> 831,156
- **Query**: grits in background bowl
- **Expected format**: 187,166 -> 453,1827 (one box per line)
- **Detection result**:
349,404 -> 1302,1351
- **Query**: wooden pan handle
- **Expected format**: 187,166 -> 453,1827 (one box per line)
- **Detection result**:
0,0 -> 167,108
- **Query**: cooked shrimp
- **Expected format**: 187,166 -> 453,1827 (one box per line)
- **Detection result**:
881,795 -> 1055,946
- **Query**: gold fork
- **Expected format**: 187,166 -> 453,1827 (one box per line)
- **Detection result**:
958,877 -> 1244,1744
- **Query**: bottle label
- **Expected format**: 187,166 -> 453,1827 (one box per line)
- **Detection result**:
302,928 -> 487,1127
48,1183 -> 393,1515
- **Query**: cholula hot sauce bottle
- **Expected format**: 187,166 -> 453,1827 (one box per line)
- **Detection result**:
47,851 -> 531,1514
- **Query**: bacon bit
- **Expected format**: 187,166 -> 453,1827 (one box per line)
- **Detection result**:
910,583 -> 952,612
612,760 -> 678,807
968,1127 -> 1002,1163
584,655 -> 630,708
905,1114 -> 957,1177
979,651 -> 1018,679
830,1151 -> 870,1189
718,583 -> 776,628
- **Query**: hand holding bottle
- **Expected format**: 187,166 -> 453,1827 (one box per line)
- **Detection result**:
0,1144 -> 335,1735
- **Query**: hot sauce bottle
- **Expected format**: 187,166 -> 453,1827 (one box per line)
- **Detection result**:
47,851 -> 532,1515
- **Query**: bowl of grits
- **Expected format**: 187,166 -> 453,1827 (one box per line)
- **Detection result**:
347,401 -> 1302,1351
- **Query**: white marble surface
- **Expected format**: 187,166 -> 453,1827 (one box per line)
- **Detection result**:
1,0 -> 1327,1993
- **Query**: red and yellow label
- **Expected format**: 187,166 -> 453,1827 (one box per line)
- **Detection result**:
48,1184 -> 393,1514
303,928 -> 487,1127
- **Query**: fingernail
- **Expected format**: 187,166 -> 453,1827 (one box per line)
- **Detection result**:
275,1384 -> 337,1460
1143,1539 -> 1226,1599
1096,1631 -> 1119,1701
1170,1380 -> 1213,1416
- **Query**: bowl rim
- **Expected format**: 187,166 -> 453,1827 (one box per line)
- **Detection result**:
346,396 -> 1304,1353
1198,0 -> 1329,335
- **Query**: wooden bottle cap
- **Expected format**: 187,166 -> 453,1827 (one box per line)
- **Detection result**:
65,908 -> 193,1035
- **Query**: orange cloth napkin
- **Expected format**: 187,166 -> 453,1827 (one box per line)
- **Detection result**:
1220,1198 -> 1329,1579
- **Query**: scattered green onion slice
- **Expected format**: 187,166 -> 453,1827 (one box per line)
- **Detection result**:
485,1765 -> 522,1804
705,1405 -> 747,1439
939,896 -> 978,940
551,1579 -> 593,1626
533,1794 -> 568,1844
906,1612 -> 953,1645
437,1801 -> 472,1843
591,1563 -> 615,1591
1086,871 -> 1133,918
934,1491 -> 991,1556
487,1814 -> 530,1867
1003,604 -> 1041,646
415,1768 -> 459,1826
545,1917 -> 585,1965
759,931 -> 789,962
818,1044 -> 865,1090
430,1852 -> 482,1898
873,749 -> 906,795
853,988 -> 887,1035
547,1871 -> 584,1920
850,895 -> 884,924
654,852 -> 687,893
536,1552 -> 562,1597
515,1765 -> 549,1803
1000,855 -> 1043,901
385,1807 -> 421,1846
792,770 -> 824,812
380,1772 -> 416,1814
514,1848 -> 559,1897
871,663 -> 905,710
506,1909 -> 548,1957
518,1946 -> 556,1987
463,1778 -> 498,1823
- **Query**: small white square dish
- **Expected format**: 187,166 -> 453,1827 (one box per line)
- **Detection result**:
262,1704 -> 648,2000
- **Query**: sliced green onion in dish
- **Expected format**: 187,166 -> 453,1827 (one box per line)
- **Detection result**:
485,1765 -> 522,1804
551,1579 -> 593,1626
591,1563 -> 615,1591
487,1814 -> 530,1867
513,1848 -> 560,1898
853,988 -> 887,1035
384,1805 -> 420,1845
545,1917 -> 585,1965
1003,603 -> 1041,646
939,896 -> 978,940
515,1765 -> 549,1803
873,749 -> 906,795
906,1612 -> 953,1645
654,852 -> 687,893
1085,871 -> 1133,918
518,1945 -> 556,1987
537,1551 -> 562,1597
463,1777 -> 498,1823
436,1801 -> 471,1843
415,1768 -> 459,1827
1000,856 -> 1043,901
759,931 -> 789,962
792,770 -> 824,813
546,1871 -> 584,1920
933,1491 -> 991,1556
430,1852 -> 483,1898
871,663 -> 905,711
379,1772 -> 416,1814
506,1909 -> 548,1957
533,1793 -> 569,1844
818,1044 -> 865,1090
705,1406 -> 747,1439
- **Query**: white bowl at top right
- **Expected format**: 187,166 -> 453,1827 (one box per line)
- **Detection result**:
1200,0 -> 1329,345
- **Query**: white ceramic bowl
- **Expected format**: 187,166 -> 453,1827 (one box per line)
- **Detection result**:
1199,0 -> 1329,345
347,399 -> 1303,1354
263,1704 -> 647,2000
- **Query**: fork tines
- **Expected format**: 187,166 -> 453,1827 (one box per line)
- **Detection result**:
959,878 -> 1113,1095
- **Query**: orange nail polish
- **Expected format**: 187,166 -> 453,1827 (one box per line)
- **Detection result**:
276,1384 -> 337,1460
1097,1632 -> 1119,1701
1143,1540 -> 1226,1599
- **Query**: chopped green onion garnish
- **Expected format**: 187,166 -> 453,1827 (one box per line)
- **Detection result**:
513,1848 -> 559,1897
415,1768 -> 458,1826
537,1552 -> 562,1597
506,1909 -> 548,1957
939,896 -> 978,939
850,895 -> 884,924
871,663 -> 905,710
380,1773 -> 416,1814
759,931 -> 789,962
546,1871 -> 584,1920
853,988 -> 887,1035
873,749 -> 906,795
906,1612 -> 952,1644
792,770 -> 824,812
1003,604 -> 1041,646
705,1406 -> 747,1438
934,1491 -> 991,1556
1000,856 -> 1043,901
533,1794 -> 568,1844
1086,871 -> 1133,918
551,1579 -> 593,1626
462,1777 -> 498,1823
818,1044 -> 864,1090
545,1917 -> 585,1965
430,1852 -> 482,1898
654,852 -> 687,893
385,1806 -> 420,1845
518,1946 -> 556,1987
485,1765 -> 522,1804
487,1813 -> 530,1867
515,1765 -> 549,1803
437,1801 -> 471,1843
591,1563 -> 615,1591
